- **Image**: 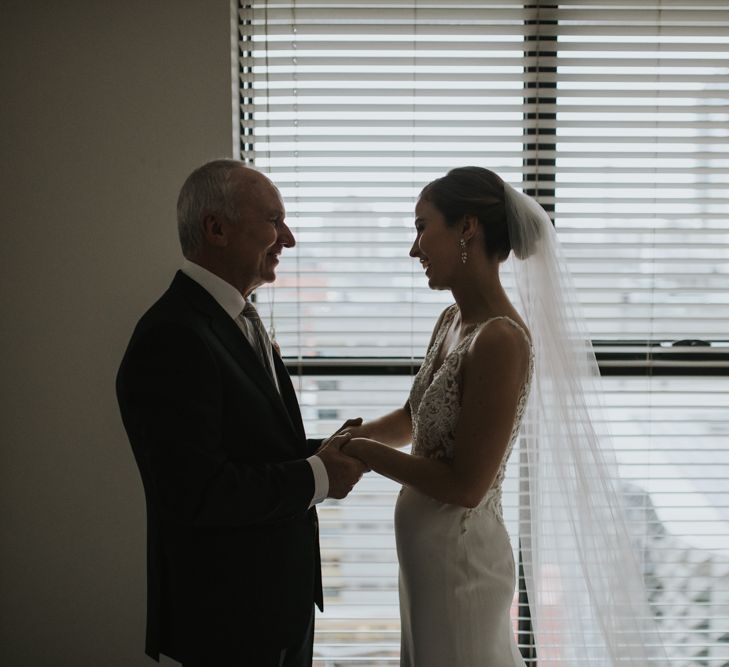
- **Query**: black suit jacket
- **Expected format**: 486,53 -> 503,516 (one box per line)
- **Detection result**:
116,271 -> 323,663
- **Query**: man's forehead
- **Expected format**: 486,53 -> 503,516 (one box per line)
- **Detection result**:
234,166 -> 271,191
233,168 -> 283,209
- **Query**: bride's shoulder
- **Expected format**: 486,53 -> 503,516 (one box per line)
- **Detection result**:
467,317 -> 531,371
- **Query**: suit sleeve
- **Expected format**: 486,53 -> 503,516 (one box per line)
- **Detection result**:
306,438 -> 324,453
117,324 -> 315,527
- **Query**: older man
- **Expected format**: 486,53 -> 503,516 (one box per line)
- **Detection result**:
116,160 -> 365,666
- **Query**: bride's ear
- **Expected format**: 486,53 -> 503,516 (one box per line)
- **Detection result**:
461,214 -> 479,242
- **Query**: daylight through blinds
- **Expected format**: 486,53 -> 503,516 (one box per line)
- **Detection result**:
238,2 -> 729,664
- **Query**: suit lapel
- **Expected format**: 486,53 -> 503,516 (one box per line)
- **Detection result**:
273,353 -> 306,441
173,272 -> 302,440
212,317 -> 310,446
211,315 -> 287,406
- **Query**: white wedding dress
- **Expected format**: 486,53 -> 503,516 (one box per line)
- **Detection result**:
395,304 -> 532,666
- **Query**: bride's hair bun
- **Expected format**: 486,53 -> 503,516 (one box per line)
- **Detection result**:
418,166 -> 514,261
502,181 -> 545,260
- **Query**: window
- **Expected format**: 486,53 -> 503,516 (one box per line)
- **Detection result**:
236,1 -> 729,664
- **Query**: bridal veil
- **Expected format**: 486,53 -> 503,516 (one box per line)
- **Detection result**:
504,182 -> 667,664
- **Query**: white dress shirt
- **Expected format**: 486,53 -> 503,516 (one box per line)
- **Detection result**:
181,260 -> 328,507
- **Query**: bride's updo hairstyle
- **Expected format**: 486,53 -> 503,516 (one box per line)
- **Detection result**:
419,166 -> 537,261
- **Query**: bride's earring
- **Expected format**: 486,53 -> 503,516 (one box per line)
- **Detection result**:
460,238 -> 468,265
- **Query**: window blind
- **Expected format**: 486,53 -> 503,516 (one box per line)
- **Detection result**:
237,1 -> 729,664
552,2 -> 729,342
240,0 -> 535,357
302,376 -> 729,665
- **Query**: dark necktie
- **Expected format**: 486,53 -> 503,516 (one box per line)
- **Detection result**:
239,302 -> 278,390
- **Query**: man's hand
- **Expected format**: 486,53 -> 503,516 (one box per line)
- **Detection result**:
317,432 -> 368,499
318,417 -> 364,452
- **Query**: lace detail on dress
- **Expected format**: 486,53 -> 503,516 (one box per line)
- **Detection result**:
408,304 -> 534,515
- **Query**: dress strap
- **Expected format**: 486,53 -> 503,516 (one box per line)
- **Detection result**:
480,315 -> 532,348
457,314 -> 532,352
427,304 -> 459,354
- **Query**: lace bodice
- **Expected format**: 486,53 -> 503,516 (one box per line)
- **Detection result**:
408,304 -> 534,510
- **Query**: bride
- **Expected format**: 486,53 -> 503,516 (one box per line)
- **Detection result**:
340,167 -> 664,665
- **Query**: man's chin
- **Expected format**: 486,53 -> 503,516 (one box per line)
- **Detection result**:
260,270 -> 277,284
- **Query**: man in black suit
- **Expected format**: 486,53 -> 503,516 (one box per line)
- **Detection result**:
116,160 -> 366,666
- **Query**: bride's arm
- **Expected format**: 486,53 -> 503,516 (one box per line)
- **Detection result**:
346,404 -> 412,448
344,321 -> 530,508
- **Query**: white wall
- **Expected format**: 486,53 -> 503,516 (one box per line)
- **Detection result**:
0,2 -> 234,664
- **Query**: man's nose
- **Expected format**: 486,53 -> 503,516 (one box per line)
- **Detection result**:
409,239 -> 419,257
279,221 -> 296,248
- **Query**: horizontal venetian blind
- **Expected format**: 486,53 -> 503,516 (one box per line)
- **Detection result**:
237,2 -> 729,665
550,1 -> 729,342
239,0 -> 729,355
296,375 -> 729,665
240,0 -> 536,357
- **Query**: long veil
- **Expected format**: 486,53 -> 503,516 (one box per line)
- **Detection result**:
504,183 -> 667,664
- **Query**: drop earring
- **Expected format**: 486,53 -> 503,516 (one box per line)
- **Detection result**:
460,238 -> 468,264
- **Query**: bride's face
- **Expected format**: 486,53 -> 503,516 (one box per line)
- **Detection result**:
410,198 -> 461,290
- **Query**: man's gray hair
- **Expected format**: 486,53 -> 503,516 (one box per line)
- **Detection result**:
176,159 -> 244,257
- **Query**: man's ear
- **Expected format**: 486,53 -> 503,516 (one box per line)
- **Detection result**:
461,214 -> 479,242
201,213 -> 228,247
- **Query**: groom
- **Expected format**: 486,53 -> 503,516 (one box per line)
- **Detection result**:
116,159 -> 366,666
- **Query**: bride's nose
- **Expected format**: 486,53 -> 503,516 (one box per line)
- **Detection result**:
409,239 -> 420,258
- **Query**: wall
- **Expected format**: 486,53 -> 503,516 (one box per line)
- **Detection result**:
0,2 -> 234,664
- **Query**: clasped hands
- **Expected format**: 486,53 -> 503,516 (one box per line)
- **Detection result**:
316,417 -> 372,499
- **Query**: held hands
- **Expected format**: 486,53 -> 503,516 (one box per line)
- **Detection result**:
317,432 -> 368,499
318,417 -> 364,451
338,421 -> 370,440
339,437 -> 371,463
318,418 -> 376,466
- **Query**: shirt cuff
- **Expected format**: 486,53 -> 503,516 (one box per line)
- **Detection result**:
307,454 -> 329,508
